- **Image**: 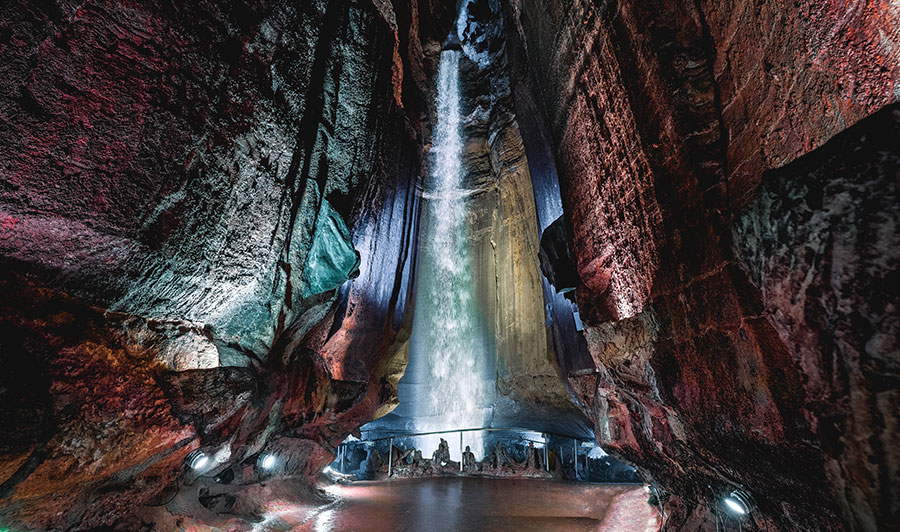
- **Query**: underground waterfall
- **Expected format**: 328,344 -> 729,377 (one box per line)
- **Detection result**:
1,0 -> 896,529
388,49 -> 494,460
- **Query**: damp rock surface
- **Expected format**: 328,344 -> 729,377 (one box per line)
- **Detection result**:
0,0 -> 897,530
503,0 -> 899,529
0,0 -> 455,528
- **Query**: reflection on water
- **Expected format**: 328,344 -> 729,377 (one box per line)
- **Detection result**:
317,478 -> 660,532
176,478 -> 659,532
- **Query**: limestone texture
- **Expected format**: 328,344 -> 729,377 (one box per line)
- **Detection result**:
734,106 -> 900,531
453,1 -> 586,432
503,0 -> 899,529
0,0 -> 898,530
0,0 -> 454,528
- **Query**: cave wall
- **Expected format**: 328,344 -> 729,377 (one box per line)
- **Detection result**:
0,0 -> 433,360
701,0 -> 900,204
0,0 -> 454,528
0,0 -> 897,528
500,0 -> 596,389
454,0 -> 589,433
503,0 -> 899,530
733,106 -> 900,531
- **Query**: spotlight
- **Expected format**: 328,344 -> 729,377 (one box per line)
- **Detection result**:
187,450 -> 210,471
722,490 -> 752,517
258,452 -> 278,471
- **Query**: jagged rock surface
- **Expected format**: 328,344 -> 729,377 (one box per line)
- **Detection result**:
0,0 -> 898,530
503,0 -> 899,530
0,0 -> 454,529
454,1 -> 585,430
733,106 -> 900,531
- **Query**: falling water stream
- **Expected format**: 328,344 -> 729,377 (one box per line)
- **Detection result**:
391,49 -> 495,460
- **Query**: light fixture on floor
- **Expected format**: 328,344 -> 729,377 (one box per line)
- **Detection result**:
187,450 -> 210,471
722,489 -> 752,517
258,452 -> 278,471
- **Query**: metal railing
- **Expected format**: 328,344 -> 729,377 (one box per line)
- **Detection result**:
339,426 -> 595,477
363,425 -> 581,442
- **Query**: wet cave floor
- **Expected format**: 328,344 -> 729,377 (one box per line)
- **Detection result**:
210,478 -> 661,532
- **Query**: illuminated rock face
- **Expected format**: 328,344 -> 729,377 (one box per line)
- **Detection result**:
368,1 -> 590,450
451,1 -> 588,435
0,0 -> 897,530
0,0 -> 455,528
504,0 -> 899,530
733,107 -> 900,530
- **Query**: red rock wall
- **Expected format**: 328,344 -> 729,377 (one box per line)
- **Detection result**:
734,106 -> 900,531
0,0 -> 896,528
703,0 -> 900,203
0,0 -> 453,529
505,0 -> 898,529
